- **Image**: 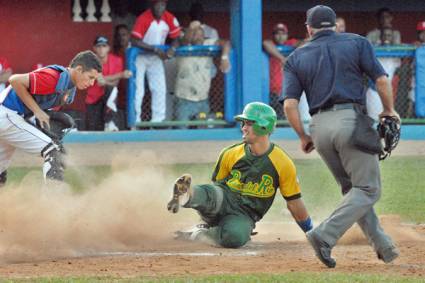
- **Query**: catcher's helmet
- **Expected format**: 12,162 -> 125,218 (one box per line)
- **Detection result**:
234,102 -> 277,136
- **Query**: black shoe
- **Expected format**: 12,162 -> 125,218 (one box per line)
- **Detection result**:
377,245 -> 399,263
167,174 -> 192,213
0,170 -> 7,187
306,231 -> 336,268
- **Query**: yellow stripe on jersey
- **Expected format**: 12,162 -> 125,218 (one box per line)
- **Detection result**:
268,145 -> 301,199
212,143 -> 246,182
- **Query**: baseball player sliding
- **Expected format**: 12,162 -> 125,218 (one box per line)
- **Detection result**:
0,51 -> 102,186
167,102 -> 313,248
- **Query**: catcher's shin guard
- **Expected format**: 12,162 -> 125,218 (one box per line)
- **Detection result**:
167,174 -> 192,213
41,142 -> 65,181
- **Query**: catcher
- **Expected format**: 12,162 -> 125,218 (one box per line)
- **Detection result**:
0,51 -> 102,186
167,102 -> 313,248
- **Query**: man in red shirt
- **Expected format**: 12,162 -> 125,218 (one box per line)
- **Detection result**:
86,36 -> 132,131
414,21 -> 425,45
263,23 -> 299,119
0,51 -> 102,185
131,0 -> 181,124
113,25 -> 132,129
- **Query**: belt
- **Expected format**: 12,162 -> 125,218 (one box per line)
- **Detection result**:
314,103 -> 357,115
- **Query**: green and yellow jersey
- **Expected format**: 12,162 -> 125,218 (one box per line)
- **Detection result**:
212,142 -> 301,221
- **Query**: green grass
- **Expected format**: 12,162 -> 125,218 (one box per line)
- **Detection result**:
5,156 -> 425,224
7,272 -> 425,282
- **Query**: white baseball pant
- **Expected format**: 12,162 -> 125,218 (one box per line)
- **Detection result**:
135,54 -> 166,123
0,105 -> 52,173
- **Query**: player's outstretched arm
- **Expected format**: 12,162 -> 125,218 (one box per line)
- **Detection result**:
286,198 -> 313,233
217,39 -> 231,73
263,39 -> 286,63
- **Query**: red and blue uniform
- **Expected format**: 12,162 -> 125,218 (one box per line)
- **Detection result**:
1,65 -> 76,115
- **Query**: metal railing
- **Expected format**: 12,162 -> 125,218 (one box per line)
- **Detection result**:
265,44 -> 424,124
126,45 -> 236,129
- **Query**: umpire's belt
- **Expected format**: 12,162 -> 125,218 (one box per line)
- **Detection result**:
315,103 -> 357,115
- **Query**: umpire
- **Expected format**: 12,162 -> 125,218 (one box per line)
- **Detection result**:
282,5 -> 400,268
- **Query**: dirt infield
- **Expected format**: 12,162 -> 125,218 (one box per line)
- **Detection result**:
0,219 -> 423,279
1,139 -> 424,279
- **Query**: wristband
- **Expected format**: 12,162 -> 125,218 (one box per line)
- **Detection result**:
221,55 -> 229,60
296,216 -> 313,233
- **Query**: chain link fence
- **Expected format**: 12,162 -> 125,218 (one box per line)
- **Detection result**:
128,46 -> 227,129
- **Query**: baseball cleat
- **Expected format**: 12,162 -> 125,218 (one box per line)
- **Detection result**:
306,230 -> 336,268
174,224 -> 209,241
377,245 -> 399,263
167,173 -> 192,213
0,170 -> 7,187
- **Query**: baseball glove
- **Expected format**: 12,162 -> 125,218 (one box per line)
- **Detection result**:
36,111 -> 76,144
377,116 -> 401,160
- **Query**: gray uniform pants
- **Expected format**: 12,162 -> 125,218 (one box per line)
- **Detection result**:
309,108 -> 394,254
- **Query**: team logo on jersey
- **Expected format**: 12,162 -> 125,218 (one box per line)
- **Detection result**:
226,170 -> 275,198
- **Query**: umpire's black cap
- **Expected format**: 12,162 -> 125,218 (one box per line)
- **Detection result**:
305,5 -> 336,28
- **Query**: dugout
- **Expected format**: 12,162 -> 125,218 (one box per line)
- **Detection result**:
1,0 -> 425,137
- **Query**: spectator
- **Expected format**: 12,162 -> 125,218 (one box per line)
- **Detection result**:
366,27 -> 401,120
85,36 -> 132,131
188,2 -> 220,102
189,2 -> 219,40
112,24 -> 132,129
263,23 -> 289,119
263,23 -> 307,120
336,17 -> 346,33
391,21 -> 425,118
414,21 -> 425,46
174,21 -> 230,123
392,57 -> 414,118
366,8 -> 401,45
111,0 -> 136,30
113,24 -> 131,57
131,0 -> 181,124
0,57 -> 12,93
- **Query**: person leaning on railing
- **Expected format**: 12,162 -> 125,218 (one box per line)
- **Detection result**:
262,23 -> 300,119
130,0 -> 181,125
173,21 -> 230,126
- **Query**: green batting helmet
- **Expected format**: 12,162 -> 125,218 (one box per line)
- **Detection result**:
234,102 -> 277,136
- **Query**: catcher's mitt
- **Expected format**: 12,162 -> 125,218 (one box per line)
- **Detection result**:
377,116 -> 401,160
37,111 -> 76,143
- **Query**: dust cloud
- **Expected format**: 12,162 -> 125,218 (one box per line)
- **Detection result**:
0,151 -> 197,263
339,215 -> 424,245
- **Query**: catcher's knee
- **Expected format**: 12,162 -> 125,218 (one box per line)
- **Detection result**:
0,170 -> 7,187
41,142 -> 65,181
